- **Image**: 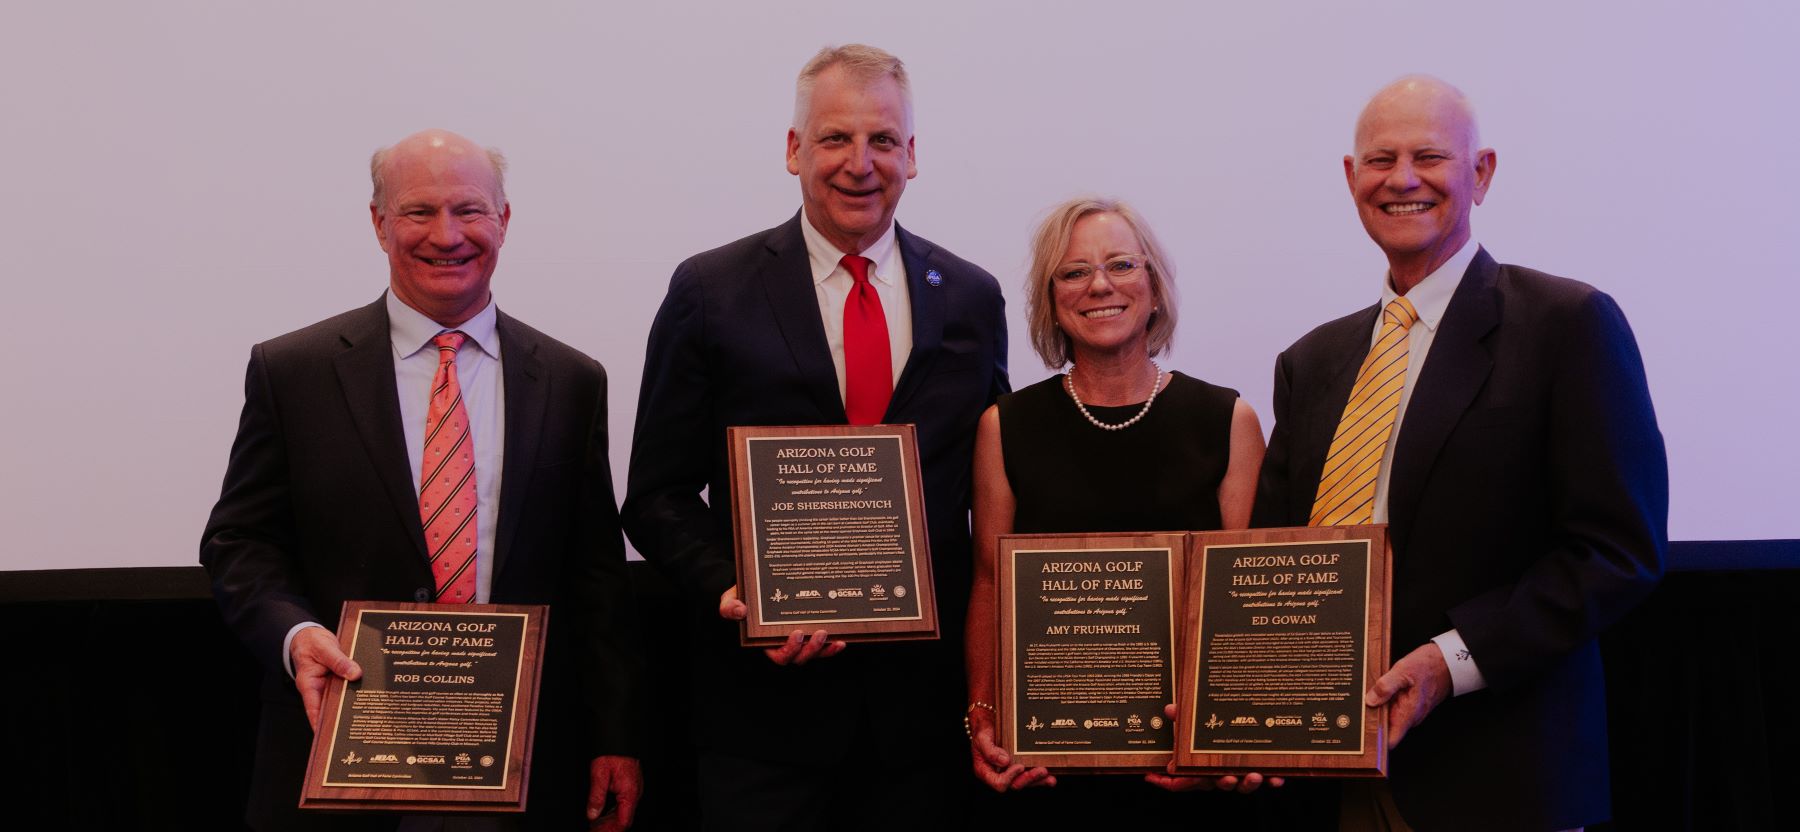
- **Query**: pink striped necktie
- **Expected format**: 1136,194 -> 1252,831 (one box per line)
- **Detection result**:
420,331 -> 478,603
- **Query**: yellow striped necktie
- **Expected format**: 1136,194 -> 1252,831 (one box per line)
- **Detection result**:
1309,296 -> 1420,526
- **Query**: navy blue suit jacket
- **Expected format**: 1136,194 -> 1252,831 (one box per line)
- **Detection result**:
200,297 -> 639,830
1254,249 -> 1667,831
623,213 -> 1008,764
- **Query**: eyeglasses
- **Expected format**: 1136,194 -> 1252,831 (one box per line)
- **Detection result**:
1053,255 -> 1150,288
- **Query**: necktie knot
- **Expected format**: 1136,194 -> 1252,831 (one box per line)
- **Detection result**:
433,331 -> 468,362
1384,297 -> 1420,330
840,254 -> 874,288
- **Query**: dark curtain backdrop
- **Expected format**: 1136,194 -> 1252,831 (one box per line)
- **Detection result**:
3,544 -> 1794,830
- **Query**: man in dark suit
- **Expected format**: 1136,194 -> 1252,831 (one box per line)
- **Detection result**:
622,44 -> 1007,831
1253,76 -> 1667,830
201,129 -> 642,831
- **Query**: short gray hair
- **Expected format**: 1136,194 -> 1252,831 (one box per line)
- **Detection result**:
793,44 -> 912,129
369,142 -> 509,209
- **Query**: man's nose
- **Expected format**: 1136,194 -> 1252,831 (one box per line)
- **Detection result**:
844,140 -> 875,175
1385,159 -> 1420,191
426,213 -> 464,248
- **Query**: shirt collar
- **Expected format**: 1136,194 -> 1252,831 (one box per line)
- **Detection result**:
1379,240 -> 1477,333
799,207 -> 900,288
387,290 -> 502,360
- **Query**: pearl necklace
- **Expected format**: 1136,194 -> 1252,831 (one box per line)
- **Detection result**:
1064,360 -> 1163,431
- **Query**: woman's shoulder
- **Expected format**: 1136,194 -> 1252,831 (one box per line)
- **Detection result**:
1165,370 -> 1239,405
997,373 -> 1068,410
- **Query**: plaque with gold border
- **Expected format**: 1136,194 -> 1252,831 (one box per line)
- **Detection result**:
727,424 -> 938,646
300,601 -> 546,813
1173,526 -> 1390,778
996,532 -> 1188,772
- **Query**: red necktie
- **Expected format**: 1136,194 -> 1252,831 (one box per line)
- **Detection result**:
841,254 -> 892,425
421,331 -> 479,603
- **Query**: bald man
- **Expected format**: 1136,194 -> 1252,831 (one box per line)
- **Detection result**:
1253,77 -> 1667,830
201,130 -> 642,831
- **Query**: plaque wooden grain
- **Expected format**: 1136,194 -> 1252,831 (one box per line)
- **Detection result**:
1173,525 -> 1390,778
997,532 -> 1188,772
727,424 -> 938,646
299,601 -> 546,813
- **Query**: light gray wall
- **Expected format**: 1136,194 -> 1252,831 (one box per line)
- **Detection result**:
4,1 -> 1796,569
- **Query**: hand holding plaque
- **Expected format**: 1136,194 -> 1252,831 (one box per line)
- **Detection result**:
726,425 -> 938,646
291,625 -> 364,730
994,526 -> 1391,778
717,584 -> 847,665
300,601 -> 547,813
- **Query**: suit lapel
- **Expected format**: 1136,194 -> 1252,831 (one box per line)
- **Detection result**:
333,297 -> 429,562
886,223 -> 945,419
1298,307 -> 1382,513
494,311 -> 548,579
1387,248 -> 1501,539
759,213 -> 847,421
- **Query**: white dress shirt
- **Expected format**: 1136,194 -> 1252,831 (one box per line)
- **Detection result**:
1367,240 -> 1488,695
283,292 -> 507,674
388,290 -> 506,603
799,208 -> 913,404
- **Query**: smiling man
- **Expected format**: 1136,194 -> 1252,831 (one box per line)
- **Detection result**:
624,45 -> 1008,831
1252,76 -> 1669,830
201,129 -> 642,831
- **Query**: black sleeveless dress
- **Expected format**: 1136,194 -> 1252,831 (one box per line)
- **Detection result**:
979,372 -> 1284,828
1000,371 -> 1235,535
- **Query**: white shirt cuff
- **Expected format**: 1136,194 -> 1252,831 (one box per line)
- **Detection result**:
282,621 -> 326,678
1431,629 -> 1488,695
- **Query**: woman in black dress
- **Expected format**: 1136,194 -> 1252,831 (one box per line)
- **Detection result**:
963,197 -> 1273,822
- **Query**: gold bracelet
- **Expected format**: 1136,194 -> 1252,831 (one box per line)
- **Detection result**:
963,701 -> 995,739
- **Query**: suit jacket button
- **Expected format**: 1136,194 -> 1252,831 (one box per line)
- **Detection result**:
414,588 -> 432,603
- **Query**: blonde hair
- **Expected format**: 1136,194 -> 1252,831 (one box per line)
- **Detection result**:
1025,197 -> 1179,369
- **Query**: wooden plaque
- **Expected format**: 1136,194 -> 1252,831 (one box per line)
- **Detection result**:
1173,526 -> 1390,778
996,532 -> 1188,771
300,601 -> 547,813
727,424 -> 938,646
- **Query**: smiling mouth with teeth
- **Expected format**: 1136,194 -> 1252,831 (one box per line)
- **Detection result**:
423,258 -> 471,266
1383,203 -> 1433,215
1083,307 -> 1125,319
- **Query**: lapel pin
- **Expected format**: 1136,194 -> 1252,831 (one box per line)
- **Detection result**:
926,270 -> 942,286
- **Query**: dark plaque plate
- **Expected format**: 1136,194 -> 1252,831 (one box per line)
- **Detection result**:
727,425 -> 937,645
997,533 -> 1186,771
300,602 -> 546,812
1174,526 -> 1389,778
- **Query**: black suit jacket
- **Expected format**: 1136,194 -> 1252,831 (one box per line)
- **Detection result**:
623,213 -> 1007,765
200,296 -> 639,830
1254,249 -> 1667,831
